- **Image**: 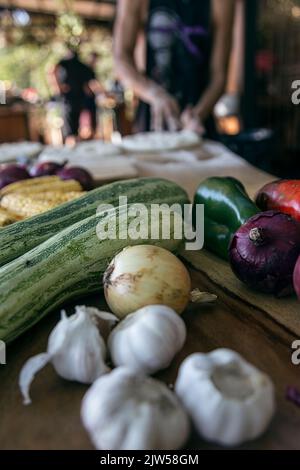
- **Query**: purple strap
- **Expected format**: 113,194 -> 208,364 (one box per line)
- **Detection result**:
149,20 -> 207,59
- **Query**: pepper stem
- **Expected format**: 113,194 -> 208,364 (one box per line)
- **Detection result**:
249,227 -> 265,245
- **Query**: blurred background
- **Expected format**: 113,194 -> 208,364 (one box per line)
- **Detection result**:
0,0 -> 299,176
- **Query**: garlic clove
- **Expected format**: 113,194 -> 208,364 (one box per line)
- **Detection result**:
108,305 -> 186,375
175,349 -> 275,447
19,353 -> 51,405
19,306 -> 115,405
81,367 -> 190,450
50,313 -> 109,383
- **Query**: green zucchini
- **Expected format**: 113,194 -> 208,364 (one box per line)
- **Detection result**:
0,204 -> 186,343
0,177 -> 189,267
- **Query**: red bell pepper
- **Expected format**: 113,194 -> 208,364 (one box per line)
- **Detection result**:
256,180 -> 300,222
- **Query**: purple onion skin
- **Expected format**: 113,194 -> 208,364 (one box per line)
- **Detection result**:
57,167 -> 94,190
0,164 -> 31,189
286,386 -> 300,408
30,161 -> 65,177
229,211 -> 300,296
293,255 -> 300,300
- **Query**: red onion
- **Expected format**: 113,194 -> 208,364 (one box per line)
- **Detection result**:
0,164 -> 30,189
286,386 -> 300,408
57,166 -> 94,190
229,211 -> 300,296
30,161 -> 65,177
293,255 -> 300,300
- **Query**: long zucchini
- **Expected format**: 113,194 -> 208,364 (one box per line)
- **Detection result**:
0,178 -> 189,267
0,205 -> 186,343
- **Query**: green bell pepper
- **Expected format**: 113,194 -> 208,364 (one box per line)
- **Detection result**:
193,177 -> 259,260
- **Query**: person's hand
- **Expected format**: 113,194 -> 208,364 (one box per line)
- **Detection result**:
148,88 -> 181,132
181,106 -> 205,135
96,92 -> 116,108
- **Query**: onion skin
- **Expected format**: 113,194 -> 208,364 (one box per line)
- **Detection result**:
229,211 -> 300,296
30,161 -> 65,177
0,165 -> 30,189
293,256 -> 300,300
57,167 -> 94,190
103,245 -> 191,318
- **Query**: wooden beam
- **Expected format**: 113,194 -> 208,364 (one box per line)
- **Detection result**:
0,0 -> 115,21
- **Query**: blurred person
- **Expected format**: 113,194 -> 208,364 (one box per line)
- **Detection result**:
82,52 -> 108,139
51,47 -> 106,145
114,0 -> 235,136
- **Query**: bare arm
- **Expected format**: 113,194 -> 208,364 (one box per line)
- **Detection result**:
114,0 -> 180,130
114,0 -> 159,103
194,0 -> 236,120
88,78 -> 106,95
49,65 -> 62,95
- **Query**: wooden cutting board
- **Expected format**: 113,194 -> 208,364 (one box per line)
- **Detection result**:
0,265 -> 300,450
182,250 -> 300,341
0,150 -> 299,450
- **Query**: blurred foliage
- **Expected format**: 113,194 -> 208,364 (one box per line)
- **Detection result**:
258,0 -> 300,48
56,10 -> 84,49
0,43 -> 63,97
260,0 -> 300,28
0,3 -> 113,99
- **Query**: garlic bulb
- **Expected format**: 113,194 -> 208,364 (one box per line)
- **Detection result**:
81,367 -> 190,450
103,245 -> 191,318
19,306 -> 118,405
108,305 -> 186,375
175,349 -> 275,446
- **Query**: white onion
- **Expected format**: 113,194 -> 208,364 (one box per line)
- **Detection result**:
103,245 -> 191,318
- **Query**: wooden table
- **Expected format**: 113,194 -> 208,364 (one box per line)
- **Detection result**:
0,144 -> 298,450
1,257 -> 299,450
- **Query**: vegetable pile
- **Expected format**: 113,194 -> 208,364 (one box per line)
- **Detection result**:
194,176 -> 300,298
0,177 -> 189,342
16,229 -> 275,450
0,162 -> 94,227
4,172 -> 300,450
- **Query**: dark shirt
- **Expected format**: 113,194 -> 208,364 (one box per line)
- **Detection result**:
136,0 -> 212,132
57,55 -> 95,104
147,0 -> 212,109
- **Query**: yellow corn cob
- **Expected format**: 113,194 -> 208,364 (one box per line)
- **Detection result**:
0,208 -> 22,227
0,176 -> 60,196
0,177 -> 82,196
13,179 -> 82,195
1,191 -> 84,219
33,191 -> 85,203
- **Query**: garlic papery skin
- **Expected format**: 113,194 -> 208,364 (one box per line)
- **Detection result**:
103,245 -> 191,319
19,306 -> 118,405
175,349 -> 275,447
81,367 -> 190,450
108,305 -> 186,375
